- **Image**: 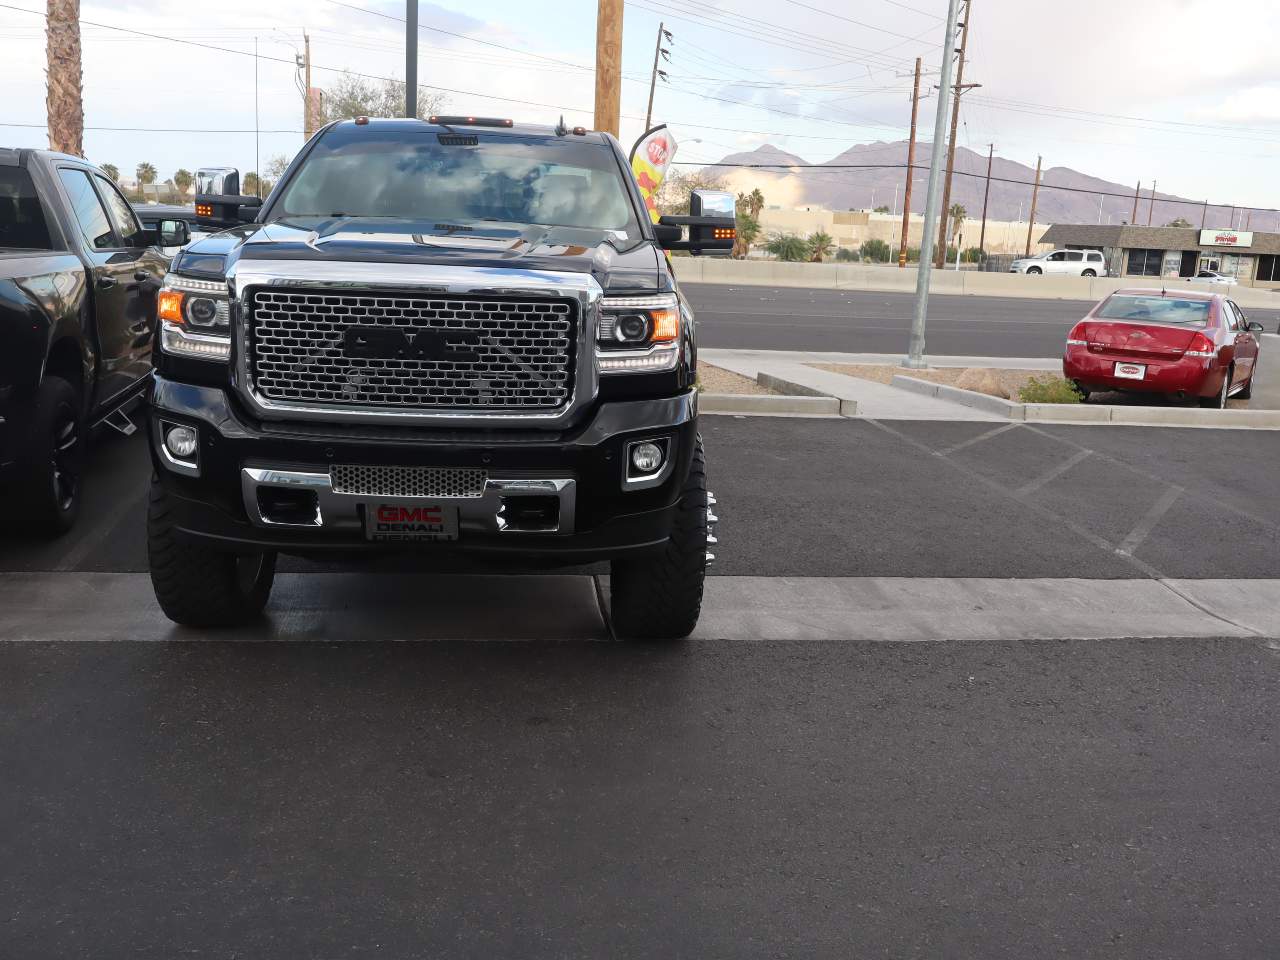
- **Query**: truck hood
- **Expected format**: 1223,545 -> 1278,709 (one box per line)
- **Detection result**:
176,218 -> 664,294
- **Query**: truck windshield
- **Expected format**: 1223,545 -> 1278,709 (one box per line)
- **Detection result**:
274,126 -> 638,234
0,167 -> 54,250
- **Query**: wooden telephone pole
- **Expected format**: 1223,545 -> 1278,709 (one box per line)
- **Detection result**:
1147,180 -> 1158,226
898,58 -> 922,269
935,1 -> 975,269
977,142 -> 993,255
643,22 -> 671,131
594,0 -> 624,136
1130,181 -> 1140,223
1024,155 -> 1041,257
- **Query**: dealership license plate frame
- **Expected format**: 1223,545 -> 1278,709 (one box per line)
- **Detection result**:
364,502 -> 460,542
1114,362 -> 1147,380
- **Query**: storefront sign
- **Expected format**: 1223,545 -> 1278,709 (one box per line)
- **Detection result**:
1199,228 -> 1253,248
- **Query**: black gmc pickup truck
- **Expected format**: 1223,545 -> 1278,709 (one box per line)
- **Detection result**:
149,117 -> 731,637
1,148 -> 187,533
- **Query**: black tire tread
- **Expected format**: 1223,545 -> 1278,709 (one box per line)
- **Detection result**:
15,376 -> 82,537
610,437 -> 708,640
147,479 -> 276,627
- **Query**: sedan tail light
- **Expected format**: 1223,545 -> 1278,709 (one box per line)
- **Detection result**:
1184,332 -> 1217,358
1066,322 -> 1088,346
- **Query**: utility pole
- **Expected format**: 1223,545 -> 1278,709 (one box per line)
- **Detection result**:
1146,180 -> 1157,226
254,36 -> 260,198
302,32 -> 314,138
898,57 -> 922,269
594,0 -> 624,136
935,2 -> 975,269
977,142 -> 993,254
1200,198 -> 1208,229
904,0 -> 963,368
643,22 -> 671,131
1130,181 -> 1140,224
1024,155 -> 1041,257
405,0 -> 418,117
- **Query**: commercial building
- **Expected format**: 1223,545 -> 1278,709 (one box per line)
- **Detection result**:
1039,224 -> 1280,288
756,206 -> 1052,257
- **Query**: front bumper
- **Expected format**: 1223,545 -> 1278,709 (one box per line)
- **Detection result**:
148,376 -> 698,562
1063,347 -> 1222,397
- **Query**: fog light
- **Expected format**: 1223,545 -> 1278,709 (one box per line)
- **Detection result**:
164,424 -> 198,459
630,441 -> 664,474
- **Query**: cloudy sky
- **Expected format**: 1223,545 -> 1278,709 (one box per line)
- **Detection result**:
2,0 -> 1278,208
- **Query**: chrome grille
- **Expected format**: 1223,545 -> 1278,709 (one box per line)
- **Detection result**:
248,290 -> 575,409
330,465 -> 487,499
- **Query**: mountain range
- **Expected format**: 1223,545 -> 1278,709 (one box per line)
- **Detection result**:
702,141 -> 1273,232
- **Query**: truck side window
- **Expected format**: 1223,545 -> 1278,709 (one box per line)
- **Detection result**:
0,167 -> 55,250
95,176 -> 145,247
57,168 -> 116,250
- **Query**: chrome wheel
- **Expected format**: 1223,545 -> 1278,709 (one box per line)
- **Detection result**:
50,404 -> 81,513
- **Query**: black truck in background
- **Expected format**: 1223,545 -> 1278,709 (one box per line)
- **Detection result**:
0,149 -> 189,534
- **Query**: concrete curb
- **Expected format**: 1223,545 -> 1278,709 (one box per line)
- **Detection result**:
891,375 -> 1026,418
756,373 -> 859,416
890,374 -> 1280,428
699,392 -> 842,417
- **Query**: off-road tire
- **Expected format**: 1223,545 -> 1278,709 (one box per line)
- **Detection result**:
610,437 -> 708,640
15,376 -> 84,537
148,477 -> 277,627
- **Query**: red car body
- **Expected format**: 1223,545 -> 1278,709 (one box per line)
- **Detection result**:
1062,288 -> 1263,405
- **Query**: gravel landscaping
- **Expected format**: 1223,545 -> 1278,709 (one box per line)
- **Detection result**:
700,364 -> 779,395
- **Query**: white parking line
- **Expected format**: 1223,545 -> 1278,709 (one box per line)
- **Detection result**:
1015,448 -> 1092,497
1116,486 -> 1183,557
941,422 -> 1021,455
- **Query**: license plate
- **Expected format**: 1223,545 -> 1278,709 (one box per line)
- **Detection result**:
364,503 -> 459,542
1114,362 -> 1146,380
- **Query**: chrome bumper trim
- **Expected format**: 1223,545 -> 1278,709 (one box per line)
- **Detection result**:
240,466 -> 576,534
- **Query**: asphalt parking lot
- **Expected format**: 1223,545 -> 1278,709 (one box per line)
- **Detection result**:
3,418 -> 1280,958
685,283 -> 1280,357
4,416 -> 1276,580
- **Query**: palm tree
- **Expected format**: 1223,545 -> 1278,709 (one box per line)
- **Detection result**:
46,0 -> 83,156
136,162 -> 157,186
948,203 -> 967,238
733,214 -> 760,259
100,163 -> 119,183
173,168 -> 193,195
748,187 -> 765,218
807,230 -> 835,263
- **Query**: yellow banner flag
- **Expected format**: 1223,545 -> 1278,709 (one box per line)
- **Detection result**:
629,125 -> 678,225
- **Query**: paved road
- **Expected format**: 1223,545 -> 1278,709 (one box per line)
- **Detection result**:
685,283 -> 1280,357
4,417 -> 1280,957
4,417 -> 1277,580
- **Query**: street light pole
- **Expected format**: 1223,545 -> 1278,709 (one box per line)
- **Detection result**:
405,0 -> 417,118
904,0 -> 963,369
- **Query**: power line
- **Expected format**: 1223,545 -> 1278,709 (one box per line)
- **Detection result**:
778,0 -> 935,42
0,121 -> 302,133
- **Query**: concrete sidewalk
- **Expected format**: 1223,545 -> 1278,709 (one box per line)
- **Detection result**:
702,348 -> 1050,421
0,572 -> 1275,642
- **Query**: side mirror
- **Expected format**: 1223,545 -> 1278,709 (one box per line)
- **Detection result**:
155,218 -> 190,248
656,188 -> 736,256
195,165 -> 263,229
1247,321 -> 1265,333
237,203 -> 261,223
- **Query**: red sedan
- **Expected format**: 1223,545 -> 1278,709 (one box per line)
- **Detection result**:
1063,289 -> 1264,407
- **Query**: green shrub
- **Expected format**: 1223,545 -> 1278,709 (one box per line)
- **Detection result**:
860,238 -> 892,263
962,246 -> 986,264
1019,375 -> 1084,404
834,247 -> 857,261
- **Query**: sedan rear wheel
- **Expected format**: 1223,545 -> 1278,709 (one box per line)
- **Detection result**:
1201,366 -> 1232,409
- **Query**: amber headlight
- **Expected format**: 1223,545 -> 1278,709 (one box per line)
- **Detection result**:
157,274 -> 231,361
597,293 -> 681,373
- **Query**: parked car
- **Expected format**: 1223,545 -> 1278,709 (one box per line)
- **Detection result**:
145,117 -> 733,636
0,148 -> 187,533
1063,289 -> 1263,407
1188,269 -> 1239,286
1011,249 -> 1106,277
